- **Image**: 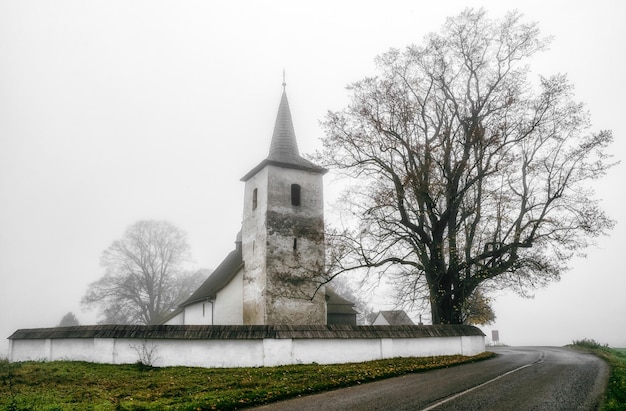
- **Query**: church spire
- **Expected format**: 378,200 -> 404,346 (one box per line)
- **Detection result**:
240,77 -> 327,182
267,86 -> 300,163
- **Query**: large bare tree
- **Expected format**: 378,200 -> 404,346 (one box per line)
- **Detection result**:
82,220 -> 204,324
319,9 -> 615,324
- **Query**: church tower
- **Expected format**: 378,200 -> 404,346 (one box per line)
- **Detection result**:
240,83 -> 327,325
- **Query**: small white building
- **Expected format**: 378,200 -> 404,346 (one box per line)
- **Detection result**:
372,310 -> 415,326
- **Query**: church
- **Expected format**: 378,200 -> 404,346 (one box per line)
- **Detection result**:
163,82 -> 357,327
8,81 -> 485,368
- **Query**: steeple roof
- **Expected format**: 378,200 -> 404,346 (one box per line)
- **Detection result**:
241,85 -> 326,181
268,89 -> 308,163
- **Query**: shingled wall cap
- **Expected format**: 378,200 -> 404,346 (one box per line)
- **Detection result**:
241,87 -> 327,181
8,324 -> 485,340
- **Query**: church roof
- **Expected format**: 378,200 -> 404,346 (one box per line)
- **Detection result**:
178,244 -> 243,308
241,86 -> 327,181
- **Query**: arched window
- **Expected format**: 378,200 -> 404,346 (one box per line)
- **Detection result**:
252,188 -> 258,210
291,184 -> 301,206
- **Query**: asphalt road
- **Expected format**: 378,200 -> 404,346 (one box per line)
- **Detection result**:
252,347 -> 609,410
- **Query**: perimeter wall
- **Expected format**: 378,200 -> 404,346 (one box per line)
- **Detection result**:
8,325 -> 485,368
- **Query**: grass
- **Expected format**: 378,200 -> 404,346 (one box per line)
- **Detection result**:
570,339 -> 626,410
0,352 -> 493,410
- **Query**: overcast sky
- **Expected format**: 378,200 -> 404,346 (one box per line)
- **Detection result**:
1,0 -> 625,354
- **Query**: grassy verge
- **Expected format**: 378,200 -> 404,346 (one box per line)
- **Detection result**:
570,339 -> 626,410
1,351 -> 493,410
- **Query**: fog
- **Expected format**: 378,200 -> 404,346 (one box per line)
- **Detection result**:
1,0 -> 625,355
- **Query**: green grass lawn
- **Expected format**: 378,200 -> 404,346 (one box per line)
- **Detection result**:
570,340 -> 626,410
1,352 -> 493,410
597,348 -> 626,410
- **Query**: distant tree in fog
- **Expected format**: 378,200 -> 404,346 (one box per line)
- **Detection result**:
81,220 -> 205,325
58,312 -> 80,327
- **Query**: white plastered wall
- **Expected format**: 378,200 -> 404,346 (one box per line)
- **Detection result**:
9,335 -> 485,367
214,268 -> 243,325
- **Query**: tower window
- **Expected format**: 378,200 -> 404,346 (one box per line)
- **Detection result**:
291,184 -> 301,206
252,188 -> 258,210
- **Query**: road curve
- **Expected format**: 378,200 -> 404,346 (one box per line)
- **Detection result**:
252,347 -> 609,411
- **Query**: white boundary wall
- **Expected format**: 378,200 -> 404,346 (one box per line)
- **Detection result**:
9,335 -> 485,368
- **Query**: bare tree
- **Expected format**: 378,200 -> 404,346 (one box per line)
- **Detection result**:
82,220 -> 204,325
318,9 -> 615,324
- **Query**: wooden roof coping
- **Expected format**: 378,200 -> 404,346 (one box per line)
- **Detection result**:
9,324 -> 484,340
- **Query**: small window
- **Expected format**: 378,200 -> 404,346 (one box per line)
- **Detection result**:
252,188 -> 258,210
293,238 -> 298,250
291,184 -> 301,206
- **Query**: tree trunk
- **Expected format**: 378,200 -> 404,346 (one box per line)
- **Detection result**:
430,286 -> 463,325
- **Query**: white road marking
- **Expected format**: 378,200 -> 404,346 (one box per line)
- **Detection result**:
420,351 -> 545,411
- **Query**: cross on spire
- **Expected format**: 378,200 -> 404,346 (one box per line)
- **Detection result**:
282,69 -> 286,90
